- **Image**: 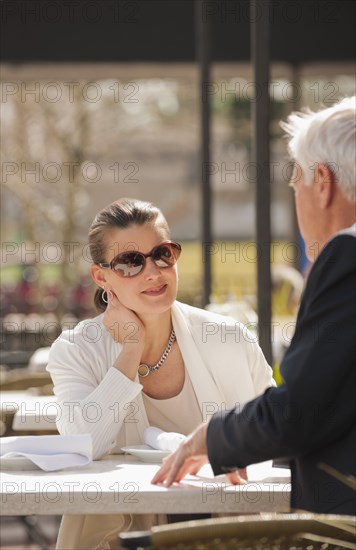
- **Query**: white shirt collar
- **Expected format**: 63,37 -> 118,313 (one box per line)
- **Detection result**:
335,222 -> 356,238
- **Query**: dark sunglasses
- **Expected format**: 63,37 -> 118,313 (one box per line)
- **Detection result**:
99,241 -> 182,278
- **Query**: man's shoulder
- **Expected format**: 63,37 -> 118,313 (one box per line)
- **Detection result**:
305,233 -> 356,301
316,232 -> 356,269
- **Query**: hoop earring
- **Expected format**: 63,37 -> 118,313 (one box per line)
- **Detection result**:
101,289 -> 109,304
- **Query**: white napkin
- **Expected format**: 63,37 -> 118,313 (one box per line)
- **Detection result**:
144,427 -> 186,453
0,434 -> 92,471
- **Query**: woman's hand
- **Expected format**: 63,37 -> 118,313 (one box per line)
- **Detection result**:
103,292 -> 145,346
103,292 -> 146,380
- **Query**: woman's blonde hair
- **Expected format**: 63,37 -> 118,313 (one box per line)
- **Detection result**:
89,198 -> 169,311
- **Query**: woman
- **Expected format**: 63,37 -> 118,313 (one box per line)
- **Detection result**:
47,197 -> 275,549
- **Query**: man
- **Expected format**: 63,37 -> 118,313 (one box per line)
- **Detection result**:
153,97 -> 356,515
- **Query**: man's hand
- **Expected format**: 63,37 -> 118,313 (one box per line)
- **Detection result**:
152,422 -> 208,487
151,422 -> 248,487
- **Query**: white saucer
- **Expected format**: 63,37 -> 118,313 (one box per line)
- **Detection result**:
0,456 -> 40,471
121,445 -> 171,463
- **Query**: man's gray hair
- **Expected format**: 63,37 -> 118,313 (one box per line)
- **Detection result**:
280,96 -> 356,203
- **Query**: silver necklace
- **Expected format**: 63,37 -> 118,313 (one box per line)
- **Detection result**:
138,329 -> 176,377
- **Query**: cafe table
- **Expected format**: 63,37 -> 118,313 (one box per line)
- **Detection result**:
0,455 -> 291,516
0,391 -> 58,432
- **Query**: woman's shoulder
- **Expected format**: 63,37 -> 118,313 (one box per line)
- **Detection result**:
52,312 -> 107,348
174,301 -> 243,328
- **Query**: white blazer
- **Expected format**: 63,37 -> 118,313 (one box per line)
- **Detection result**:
47,301 -> 274,459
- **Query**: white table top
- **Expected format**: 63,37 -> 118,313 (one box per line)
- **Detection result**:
0,455 -> 291,516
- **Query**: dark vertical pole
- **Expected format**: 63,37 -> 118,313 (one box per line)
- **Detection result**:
251,0 -> 273,364
290,63 -> 301,270
196,0 -> 212,307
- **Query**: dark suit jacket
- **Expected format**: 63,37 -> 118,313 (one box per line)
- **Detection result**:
207,233 -> 356,514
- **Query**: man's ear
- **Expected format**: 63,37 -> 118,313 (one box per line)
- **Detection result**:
314,163 -> 334,209
91,264 -> 107,288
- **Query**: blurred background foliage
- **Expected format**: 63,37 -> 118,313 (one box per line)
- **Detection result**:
1,72 -> 355,331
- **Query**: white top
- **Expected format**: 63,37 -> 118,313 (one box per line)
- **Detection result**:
47,301 -> 275,459
143,369 -> 203,434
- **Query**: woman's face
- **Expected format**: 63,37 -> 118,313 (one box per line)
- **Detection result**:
98,222 -> 179,315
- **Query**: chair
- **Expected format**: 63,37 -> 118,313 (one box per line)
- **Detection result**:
1,369 -> 55,437
0,408 -> 16,437
118,513 -> 356,550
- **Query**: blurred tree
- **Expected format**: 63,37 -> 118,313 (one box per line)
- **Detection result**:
1,77 -> 200,319
1,84 -> 92,319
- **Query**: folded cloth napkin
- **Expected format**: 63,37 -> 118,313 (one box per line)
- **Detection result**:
0,434 -> 92,471
144,427 -> 186,453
